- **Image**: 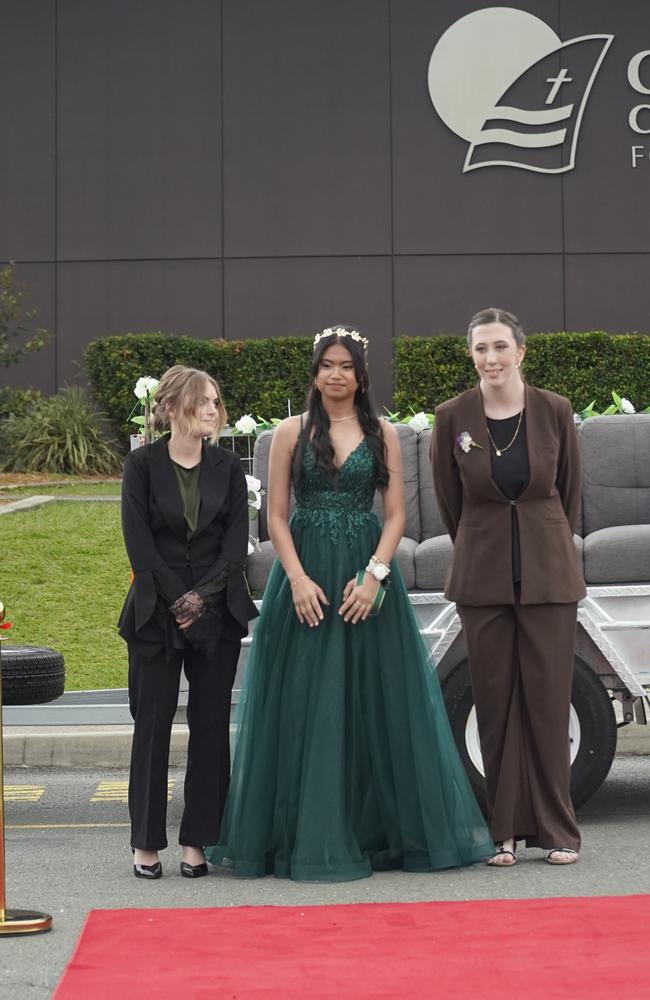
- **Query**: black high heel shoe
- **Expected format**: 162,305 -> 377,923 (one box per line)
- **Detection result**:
133,861 -> 163,879
132,849 -> 162,879
180,860 -> 208,878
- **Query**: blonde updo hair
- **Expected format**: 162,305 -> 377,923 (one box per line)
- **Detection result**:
152,365 -> 227,443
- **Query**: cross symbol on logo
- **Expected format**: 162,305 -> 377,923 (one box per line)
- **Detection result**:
545,68 -> 573,104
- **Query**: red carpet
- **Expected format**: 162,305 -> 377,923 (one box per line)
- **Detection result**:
54,895 -> 648,999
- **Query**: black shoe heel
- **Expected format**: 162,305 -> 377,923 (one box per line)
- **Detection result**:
180,860 -> 208,878
133,861 -> 163,879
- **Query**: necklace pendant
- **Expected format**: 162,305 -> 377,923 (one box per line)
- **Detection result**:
495,449 -> 502,457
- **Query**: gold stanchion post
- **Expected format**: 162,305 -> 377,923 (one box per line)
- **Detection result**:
0,600 -> 52,936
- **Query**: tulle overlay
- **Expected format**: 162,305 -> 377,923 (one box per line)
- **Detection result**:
208,441 -> 493,881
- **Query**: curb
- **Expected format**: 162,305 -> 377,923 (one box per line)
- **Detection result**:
4,722 -> 650,769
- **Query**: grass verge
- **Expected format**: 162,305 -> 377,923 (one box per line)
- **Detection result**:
0,501 -> 129,689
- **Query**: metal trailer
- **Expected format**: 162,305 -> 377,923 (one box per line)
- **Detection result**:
4,586 -> 649,811
408,584 -> 650,809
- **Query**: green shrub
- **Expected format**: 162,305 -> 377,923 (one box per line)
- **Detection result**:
85,333 -> 313,438
395,332 -> 650,412
85,330 -> 650,435
2,386 -> 122,474
0,385 -> 42,420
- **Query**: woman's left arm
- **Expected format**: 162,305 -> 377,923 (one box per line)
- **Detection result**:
556,399 -> 582,534
338,421 -> 406,622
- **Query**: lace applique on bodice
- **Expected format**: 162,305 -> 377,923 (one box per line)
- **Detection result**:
292,439 -> 379,544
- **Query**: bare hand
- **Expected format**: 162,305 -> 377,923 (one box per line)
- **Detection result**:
292,577 -> 329,627
338,575 -> 380,623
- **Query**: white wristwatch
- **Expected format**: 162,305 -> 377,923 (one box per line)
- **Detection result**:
366,555 -> 390,582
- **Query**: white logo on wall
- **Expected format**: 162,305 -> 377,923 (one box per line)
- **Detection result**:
428,7 -> 613,174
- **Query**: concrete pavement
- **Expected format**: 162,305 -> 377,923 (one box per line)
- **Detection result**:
4,719 -> 650,768
1,757 -> 649,1000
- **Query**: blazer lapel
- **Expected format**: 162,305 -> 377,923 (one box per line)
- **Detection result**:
464,386 -> 507,502
195,440 -> 227,537
148,436 -> 187,536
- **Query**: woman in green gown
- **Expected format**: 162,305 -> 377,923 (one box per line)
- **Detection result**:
207,327 -> 493,881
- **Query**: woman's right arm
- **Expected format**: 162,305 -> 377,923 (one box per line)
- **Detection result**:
267,418 -> 329,626
121,452 -> 185,606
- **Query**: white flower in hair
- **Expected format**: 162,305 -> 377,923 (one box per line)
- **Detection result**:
313,326 -> 369,350
235,414 -> 258,434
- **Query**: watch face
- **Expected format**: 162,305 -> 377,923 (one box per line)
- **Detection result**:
373,564 -> 388,581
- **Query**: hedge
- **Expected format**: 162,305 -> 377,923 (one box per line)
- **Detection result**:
394,332 -> 650,414
85,333 -> 314,438
85,331 -> 650,441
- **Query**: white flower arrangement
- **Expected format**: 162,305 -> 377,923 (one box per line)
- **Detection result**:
576,391 -> 647,421
235,414 -> 258,435
129,376 -> 159,446
246,474 -> 264,555
383,407 -> 435,432
407,411 -> 430,433
134,376 -> 160,401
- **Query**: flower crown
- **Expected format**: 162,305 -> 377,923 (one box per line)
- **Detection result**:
313,326 -> 369,350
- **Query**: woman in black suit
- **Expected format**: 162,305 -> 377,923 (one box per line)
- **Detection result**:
119,364 -> 257,879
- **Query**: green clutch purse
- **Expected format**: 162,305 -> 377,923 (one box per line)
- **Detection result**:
355,570 -> 386,616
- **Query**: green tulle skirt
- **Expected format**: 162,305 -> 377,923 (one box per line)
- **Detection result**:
207,509 -> 494,881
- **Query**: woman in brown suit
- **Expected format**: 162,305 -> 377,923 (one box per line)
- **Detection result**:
431,308 -> 586,867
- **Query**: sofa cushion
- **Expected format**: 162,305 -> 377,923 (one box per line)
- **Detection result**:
418,429 -> 447,540
372,423 -> 420,542
245,540 -> 277,596
583,525 -> 650,584
579,414 -> 650,534
414,535 -> 454,591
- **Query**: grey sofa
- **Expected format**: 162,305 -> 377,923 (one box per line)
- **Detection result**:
579,414 -> 650,584
245,415 -> 650,594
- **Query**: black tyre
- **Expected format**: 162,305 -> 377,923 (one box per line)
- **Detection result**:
441,656 -> 617,813
0,644 -> 65,705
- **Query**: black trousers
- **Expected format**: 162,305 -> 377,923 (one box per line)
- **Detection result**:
128,638 -> 239,851
456,600 -> 581,853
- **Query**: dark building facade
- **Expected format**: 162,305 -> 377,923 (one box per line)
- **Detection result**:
2,0 -> 650,405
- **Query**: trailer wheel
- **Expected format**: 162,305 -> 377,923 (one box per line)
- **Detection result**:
0,644 -> 65,705
441,656 -> 617,814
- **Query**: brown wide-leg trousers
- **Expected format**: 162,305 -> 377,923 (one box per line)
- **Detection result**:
456,599 -> 581,852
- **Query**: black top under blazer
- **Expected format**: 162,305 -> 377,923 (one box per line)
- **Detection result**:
118,435 -> 258,657
432,384 -> 587,607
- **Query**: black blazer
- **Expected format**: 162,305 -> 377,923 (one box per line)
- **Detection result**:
118,435 -> 258,654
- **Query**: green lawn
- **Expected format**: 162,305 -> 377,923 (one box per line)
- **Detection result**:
1,501 -> 130,689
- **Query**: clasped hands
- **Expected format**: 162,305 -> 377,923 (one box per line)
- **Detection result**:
170,590 -> 205,631
292,574 -> 380,627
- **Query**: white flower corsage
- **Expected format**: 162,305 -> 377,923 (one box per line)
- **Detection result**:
457,430 -> 482,453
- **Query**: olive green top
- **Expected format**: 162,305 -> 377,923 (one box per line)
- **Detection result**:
171,460 -> 202,540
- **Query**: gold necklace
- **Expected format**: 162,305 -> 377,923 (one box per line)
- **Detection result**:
486,410 -> 523,457
329,410 -> 358,423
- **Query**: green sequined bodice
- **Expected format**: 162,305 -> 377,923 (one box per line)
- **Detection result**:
292,439 -> 378,544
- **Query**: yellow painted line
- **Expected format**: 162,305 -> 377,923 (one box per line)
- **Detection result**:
4,786 -> 45,802
91,779 -> 175,803
7,822 -> 131,830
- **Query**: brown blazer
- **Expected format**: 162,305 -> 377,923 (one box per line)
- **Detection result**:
431,384 -> 586,606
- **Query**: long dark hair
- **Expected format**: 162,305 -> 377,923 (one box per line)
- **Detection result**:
292,326 -> 389,489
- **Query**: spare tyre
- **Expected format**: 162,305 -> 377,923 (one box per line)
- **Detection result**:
0,644 -> 65,705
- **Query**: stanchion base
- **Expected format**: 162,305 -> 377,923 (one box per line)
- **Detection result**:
0,909 -> 53,936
